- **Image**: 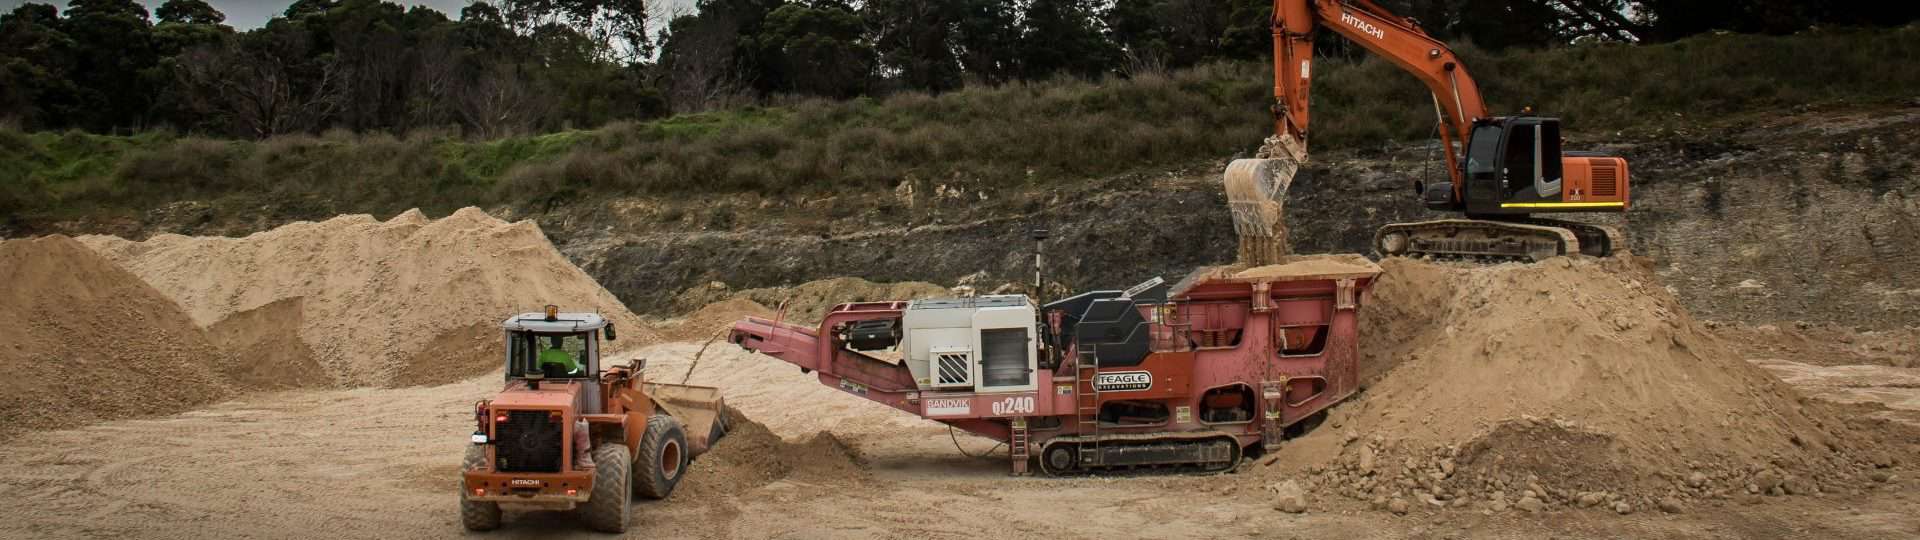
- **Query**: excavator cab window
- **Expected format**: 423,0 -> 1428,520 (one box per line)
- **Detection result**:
1463,123 -> 1505,209
1501,118 -> 1565,199
1503,122 -> 1535,196
1465,124 -> 1502,178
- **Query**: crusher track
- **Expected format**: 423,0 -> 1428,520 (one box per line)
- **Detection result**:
1372,217 -> 1624,262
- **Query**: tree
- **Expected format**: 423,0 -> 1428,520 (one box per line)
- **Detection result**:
756,1 -> 873,97
863,0 -> 963,91
949,0 -> 1020,84
657,12 -> 752,111
156,0 -> 224,25
1109,0 -> 1238,72
62,0 -> 160,131
0,3 -> 82,128
1015,0 -> 1118,80
172,30 -> 346,137
500,0 -> 650,62
152,0 -> 232,56
863,0 -> 1019,91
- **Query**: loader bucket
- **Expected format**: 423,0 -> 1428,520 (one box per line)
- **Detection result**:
1224,157 -> 1299,267
642,382 -> 727,455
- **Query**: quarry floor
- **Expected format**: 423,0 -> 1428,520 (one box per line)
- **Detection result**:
0,342 -> 1915,540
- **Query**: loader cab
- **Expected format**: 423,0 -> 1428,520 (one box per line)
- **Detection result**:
501,308 -> 616,382
1458,117 -> 1564,215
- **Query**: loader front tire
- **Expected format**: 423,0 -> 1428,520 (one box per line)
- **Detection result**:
460,446 -> 502,531
581,444 -> 632,533
633,415 -> 688,500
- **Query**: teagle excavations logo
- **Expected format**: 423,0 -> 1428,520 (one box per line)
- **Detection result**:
1093,371 -> 1153,392
1341,12 -> 1386,40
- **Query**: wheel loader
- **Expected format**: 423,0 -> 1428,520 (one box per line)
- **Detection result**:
460,305 -> 727,533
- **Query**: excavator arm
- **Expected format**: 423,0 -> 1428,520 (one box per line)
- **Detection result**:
1268,0 -> 1486,185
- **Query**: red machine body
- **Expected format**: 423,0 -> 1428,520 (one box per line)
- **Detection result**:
729,258 -> 1381,474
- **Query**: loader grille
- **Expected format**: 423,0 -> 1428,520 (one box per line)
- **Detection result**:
493,410 -> 563,473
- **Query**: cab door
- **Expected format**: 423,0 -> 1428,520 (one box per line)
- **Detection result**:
1462,123 -> 1505,215
1497,118 -> 1564,209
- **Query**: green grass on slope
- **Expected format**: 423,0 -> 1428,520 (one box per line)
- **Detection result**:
2,26 -> 1915,224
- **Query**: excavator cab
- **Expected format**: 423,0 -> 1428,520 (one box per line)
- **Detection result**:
1428,117 -> 1629,217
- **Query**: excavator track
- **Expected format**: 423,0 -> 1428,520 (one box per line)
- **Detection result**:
1518,217 -> 1625,257
1372,218 -> 1621,262
1035,433 -> 1242,476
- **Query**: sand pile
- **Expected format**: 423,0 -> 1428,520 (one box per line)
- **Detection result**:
674,406 -> 867,502
82,208 -> 655,387
0,236 -> 230,438
656,298 -> 776,342
672,277 -> 949,326
204,298 -> 329,389
1271,255 -> 1900,512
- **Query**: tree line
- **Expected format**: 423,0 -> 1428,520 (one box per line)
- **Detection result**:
3,0 -> 1913,139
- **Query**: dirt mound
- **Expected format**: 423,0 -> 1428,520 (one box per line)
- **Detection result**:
81,208 -> 655,387
204,298 -> 329,389
0,236 -> 230,438
676,407 -> 867,501
672,277 -> 950,326
1271,255 -> 1896,511
656,298 -> 775,342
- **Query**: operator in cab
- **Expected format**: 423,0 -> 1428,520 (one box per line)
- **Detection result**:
537,335 -> 582,377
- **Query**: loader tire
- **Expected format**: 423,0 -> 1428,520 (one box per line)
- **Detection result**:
460,445 -> 502,531
580,444 -> 632,533
633,415 -> 688,500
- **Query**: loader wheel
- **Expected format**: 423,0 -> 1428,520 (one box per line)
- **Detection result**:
633,415 -> 688,500
460,446 -> 502,531
580,444 -> 632,533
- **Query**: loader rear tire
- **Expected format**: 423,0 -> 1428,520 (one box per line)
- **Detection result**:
581,444 -> 632,533
460,446 -> 502,531
634,415 -> 688,500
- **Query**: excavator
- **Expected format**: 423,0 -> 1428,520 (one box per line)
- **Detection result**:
1227,0 -> 1631,264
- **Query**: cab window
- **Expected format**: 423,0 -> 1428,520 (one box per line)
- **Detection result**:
1465,125 -> 1502,176
1504,123 -> 1536,195
507,331 -> 591,378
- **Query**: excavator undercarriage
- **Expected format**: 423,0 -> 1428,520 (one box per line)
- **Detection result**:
1374,217 -> 1624,262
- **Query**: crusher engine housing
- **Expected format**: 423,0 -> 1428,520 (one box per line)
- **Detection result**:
728,257 -> 1381,475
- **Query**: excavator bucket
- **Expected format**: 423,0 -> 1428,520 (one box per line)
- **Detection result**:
1224,156 -> 1300,267
641,382 -> 728,455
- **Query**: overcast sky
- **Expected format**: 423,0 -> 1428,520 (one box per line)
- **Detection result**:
0,0 -> 696,29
